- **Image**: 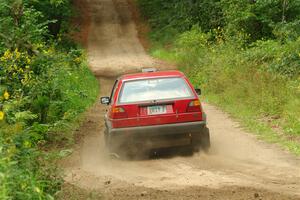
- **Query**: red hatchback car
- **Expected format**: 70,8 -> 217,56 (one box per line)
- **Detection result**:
101,69 -> 210,155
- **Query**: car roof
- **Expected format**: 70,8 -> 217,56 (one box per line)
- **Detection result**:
119,70 -> 185,81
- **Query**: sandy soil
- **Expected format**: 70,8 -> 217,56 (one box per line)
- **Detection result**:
62,0 -> 300,199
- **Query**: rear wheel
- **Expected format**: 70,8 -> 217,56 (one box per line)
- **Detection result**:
104,129 -> 139,159
104,127 -> 118,154
200,127 -> 210,152
192,133 -> 201,152
192,126 -> 210,153
104,127 -> 111,151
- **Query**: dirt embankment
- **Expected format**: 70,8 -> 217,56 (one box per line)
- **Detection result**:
61,0 -> 300,199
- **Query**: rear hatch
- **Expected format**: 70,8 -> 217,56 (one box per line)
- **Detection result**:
111,77 -> 203,128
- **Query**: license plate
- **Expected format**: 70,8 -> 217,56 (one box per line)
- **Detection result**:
147,105 -> 167,115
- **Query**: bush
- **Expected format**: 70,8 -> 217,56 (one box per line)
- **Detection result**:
138,0 -> 223,42
0,46 -> 98,199
171,29 -> 300,137
246,39 -> 300,78
0,133 -> 62,200
0,0 -> 99,199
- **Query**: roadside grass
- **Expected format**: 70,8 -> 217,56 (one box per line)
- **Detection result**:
206,93 -> 300,155
151,47 -> 177,63
150,44 -> 177,63
46,59 -> 99,147
149,42 -> 300,156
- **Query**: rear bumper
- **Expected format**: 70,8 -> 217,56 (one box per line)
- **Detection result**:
105,120 -> 208,150
106,121 -> 206,137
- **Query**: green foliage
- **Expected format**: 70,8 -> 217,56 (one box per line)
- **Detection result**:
247,39 -> 300,78
0,1 -> 47,52
0,0 -> 99,199
176,26 -> 210,52
221,0 -> 300,42
0,0 -> 73,52
0,47 -> 98,199
0,131 -> 62,200
26,0 -> 72,36
138,0 -> 223,42
138,0 -> 300,44
139,0 -> 300,153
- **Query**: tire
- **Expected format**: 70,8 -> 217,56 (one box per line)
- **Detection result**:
192,133 -> 201,152
200,127 -> 210,153
104,127 -> 115,153
104,128 -> 129,158
192,126 -> 211,153
104,128 -> 110,148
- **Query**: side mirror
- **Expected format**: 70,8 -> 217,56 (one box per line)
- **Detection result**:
100,97 -> 110,105
195,88 -> 201,95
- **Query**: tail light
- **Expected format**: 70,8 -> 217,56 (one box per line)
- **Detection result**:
111,106 -> 127,119
187,100 -> 201,112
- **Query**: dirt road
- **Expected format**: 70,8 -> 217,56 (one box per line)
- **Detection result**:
62,0 -> 300,199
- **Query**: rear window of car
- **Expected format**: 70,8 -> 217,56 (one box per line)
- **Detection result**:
118,77 -> 194,103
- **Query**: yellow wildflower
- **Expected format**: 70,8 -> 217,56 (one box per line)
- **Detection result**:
35,187 -> 41,193
0,111 -> 4,121
3,91 -> 9,100
49,47 -> 54,53
1,50 -> 12,61
23,140 -> 31,148
14,48 -> 21,59
74,57 -> 81,63
4,50 -> 11,58
21,183 -> 27,190
26,56 -> 31,64
43,49 -> 49,54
